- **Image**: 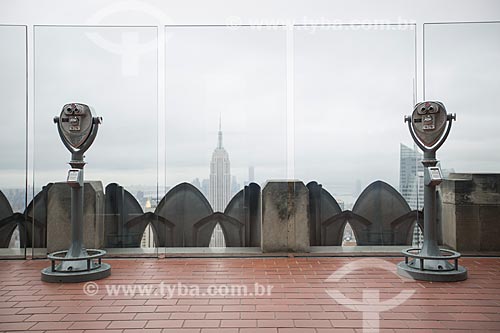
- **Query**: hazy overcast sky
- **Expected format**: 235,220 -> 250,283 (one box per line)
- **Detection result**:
294,27 -> 415,192
33,27 -> 158,188
425,23 -> 500,174
165,27 -> 287,187
0,26 -> 26,188
1,1 -> 499,201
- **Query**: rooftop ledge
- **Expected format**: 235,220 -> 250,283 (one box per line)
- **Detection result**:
3,246 -> 500,259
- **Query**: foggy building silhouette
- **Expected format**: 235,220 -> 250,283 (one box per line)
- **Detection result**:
399,143 -> 424,210
249,166 -> 254,182
208,117 -> 230,247
399,143 -> 424,246
209,117 -> 231,212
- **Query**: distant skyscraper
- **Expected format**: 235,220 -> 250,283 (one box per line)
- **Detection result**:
191,178 -> 201,191
249,166 -> 255,183
244,166 -> 255,186
399,143 -> 424,247
231,175 -> 240,197
399,143 -> 424,210
201,179 -> 210,198
209,117 -> 231,212
208,117 -> 230,248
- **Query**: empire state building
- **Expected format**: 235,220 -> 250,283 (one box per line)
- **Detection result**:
209,118 -> 231,212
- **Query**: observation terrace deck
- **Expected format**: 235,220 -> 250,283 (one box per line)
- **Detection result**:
0,257 -> 499,332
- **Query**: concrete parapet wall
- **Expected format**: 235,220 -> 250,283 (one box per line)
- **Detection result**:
46,181 -> 105,253
440,173 -> 500,252
261,181 -> 310,253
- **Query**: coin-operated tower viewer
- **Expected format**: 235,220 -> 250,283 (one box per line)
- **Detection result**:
397,101 -> 467,282
41,103 -> 111,283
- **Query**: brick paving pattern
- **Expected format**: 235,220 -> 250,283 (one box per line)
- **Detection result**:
0,257 -> 499,332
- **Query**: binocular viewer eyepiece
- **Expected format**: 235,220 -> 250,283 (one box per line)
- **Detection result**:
404,101 -> 456,152
53,103 -> 102,154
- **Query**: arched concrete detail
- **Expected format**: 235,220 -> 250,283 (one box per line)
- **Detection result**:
219,214 -> 246,247
104,183 -> 145,247
307,181 -> 343,246
0,185 -> 52,248
1,181 -> 263,250
391,210 -> 424,245
2,180 -> 424,250
225,183 -> 261,247
0,213 -> 22,247
309,181 -> 419,246
0,190 -> 17,248
192,212 -> 244,247
225,189 -> 244,220
99,182 -> 258,248
223,191 -> 245,247
0,191 -> 13,220
155,182 -> 213,247
321,210 -> 371,246
24,184 -> 52,248
351,180 -> 412,245
124,212 -> 175,247
320,187 -> 343,217
353,180 -> 411,220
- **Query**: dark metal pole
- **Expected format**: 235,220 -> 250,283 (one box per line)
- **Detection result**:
68,157 -> 85,258
420,150 -> 440,258
70,180 -> 83,255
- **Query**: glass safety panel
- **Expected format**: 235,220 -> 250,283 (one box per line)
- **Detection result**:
0,26 -> 27,259
294,24 -> 417,247
34,26 -> 159,258
163,26 -> 287,252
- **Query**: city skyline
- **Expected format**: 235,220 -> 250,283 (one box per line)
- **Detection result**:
1,22 -> 500,206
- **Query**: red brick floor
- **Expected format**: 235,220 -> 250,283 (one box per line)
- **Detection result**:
1,257 -> 499,332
